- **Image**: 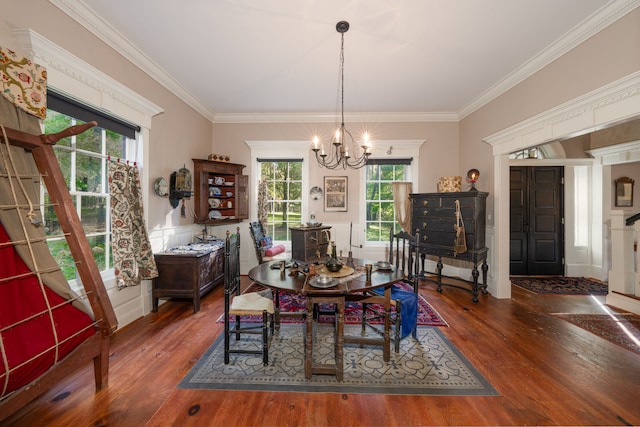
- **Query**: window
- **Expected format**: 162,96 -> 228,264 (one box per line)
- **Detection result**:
365,159 -> 410,242
44,92 -> 139,281
574,166 -> 589,247
259,159 -> 303,241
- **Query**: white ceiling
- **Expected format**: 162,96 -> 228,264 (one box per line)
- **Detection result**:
65,0 -> 630,122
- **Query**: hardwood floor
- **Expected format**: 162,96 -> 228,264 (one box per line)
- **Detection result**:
4,276 -> 640,426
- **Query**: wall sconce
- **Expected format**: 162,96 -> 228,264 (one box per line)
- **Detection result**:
467,169 -> 480,192
154,165 -> 192,209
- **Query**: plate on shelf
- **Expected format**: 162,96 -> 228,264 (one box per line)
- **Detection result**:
224,182 -> 234,186
309,276 -> 338,288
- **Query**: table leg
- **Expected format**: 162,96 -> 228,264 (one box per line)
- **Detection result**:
471,265 -> 479,303
436,257 -> 443,293
335,298 -> 345,381
304,297 -> 314,380
481,260 -> 489,294
274,291 -> 281,330
383,286 -> 391,362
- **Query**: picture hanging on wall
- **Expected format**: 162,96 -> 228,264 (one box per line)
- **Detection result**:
324,176 -> 347,212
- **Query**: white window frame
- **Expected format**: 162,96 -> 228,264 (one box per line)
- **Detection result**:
359,140 -> 424,249
14,29 -> 163,289
246,141 -> 310,243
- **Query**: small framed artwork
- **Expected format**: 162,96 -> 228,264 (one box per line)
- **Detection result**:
324,176 -> 348,212
615,177 -> 634,207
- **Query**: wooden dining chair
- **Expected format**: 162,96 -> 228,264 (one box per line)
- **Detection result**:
359,229 -> 420,352
224,228 -> 275,366
248,221 -> 303,328
248,221 -> 289,265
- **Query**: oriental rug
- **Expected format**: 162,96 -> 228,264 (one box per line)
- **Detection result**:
216,282 -> 448,327
554,312 -> 640,355
511,276 -> 608,295
179,325 -> 498,396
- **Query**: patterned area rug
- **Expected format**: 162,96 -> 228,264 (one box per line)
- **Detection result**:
179,325 -> 498,396
554,312 -> 640,355
216,282 -> 448,327
511,276 -> 608,295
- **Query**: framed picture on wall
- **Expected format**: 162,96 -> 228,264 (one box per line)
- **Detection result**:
615,177 -> 634,207
324,176 -> 347,212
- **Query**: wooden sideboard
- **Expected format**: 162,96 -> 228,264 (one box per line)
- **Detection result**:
411,191 -> 489,302
290,225 -> 332,264
152,242 -> 224,313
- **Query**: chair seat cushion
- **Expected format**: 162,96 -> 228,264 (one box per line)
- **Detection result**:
231,292 -> 275,314
372,284 -> 418,338
264,244 -> 285,257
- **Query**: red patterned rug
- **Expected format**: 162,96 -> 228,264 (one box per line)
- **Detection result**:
554,312 -> 640,355
511,276 -> 608,295
217,282 -> 448,327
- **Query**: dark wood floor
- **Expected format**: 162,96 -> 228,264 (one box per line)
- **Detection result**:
4,276 -> 640,426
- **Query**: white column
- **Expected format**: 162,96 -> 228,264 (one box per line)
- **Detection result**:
608,210 -> 635,294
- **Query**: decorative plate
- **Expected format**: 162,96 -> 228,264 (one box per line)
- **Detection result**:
309,276 -> 338,288
153,177 -> 169,197
310,186 -> 323,200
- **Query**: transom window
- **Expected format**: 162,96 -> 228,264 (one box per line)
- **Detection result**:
365,160 -> 410,242
259,159 -> 303,241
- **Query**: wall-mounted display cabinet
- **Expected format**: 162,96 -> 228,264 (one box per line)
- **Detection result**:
193,159 -> 248,224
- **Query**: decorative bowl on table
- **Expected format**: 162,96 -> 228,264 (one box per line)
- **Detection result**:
324,257 -> 343,272
376,261 -> 392,270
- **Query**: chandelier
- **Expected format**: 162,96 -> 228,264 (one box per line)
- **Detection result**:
312,21 -> 372,169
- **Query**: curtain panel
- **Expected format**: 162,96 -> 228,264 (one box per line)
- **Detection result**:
392,182 -> 413,234
108,161 -> 158,289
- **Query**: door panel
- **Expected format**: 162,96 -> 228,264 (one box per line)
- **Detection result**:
510,166 -> 564,275
509,167 -> 528,274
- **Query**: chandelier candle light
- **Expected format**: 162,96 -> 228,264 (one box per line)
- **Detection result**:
312,21 -> 372,169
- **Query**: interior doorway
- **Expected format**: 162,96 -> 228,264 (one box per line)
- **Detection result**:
510,166 -> 564,275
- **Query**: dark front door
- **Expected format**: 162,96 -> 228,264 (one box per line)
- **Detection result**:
510,166 -> 564,275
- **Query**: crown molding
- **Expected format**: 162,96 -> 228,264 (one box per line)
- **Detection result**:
49,0 -> 639,125
214,111 -> 459,124
48,0 -> 214,122
459,0 -> 640,120
13,27 -> 163,128
484,71 -> 640,155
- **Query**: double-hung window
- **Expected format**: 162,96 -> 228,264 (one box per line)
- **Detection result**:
365,159 -> 412,242
44,91 -> 140,281
258,159 -> 303,241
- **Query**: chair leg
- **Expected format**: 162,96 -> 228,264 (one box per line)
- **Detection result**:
224,318 -> 230,365
262,310 -> 269,366
235,314 -> 241,340
361,302 -> 368,335
394,303 -> 401,353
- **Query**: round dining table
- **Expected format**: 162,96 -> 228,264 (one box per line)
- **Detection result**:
248,258 -> 405,380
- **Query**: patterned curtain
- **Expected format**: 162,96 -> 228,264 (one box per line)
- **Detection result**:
0,46 -> 47,119
108,162 -> 158,289
258,179 -> 268,227
392,182 -> 413,234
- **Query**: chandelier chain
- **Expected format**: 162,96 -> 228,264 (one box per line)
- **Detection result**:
312,21 -> 372,170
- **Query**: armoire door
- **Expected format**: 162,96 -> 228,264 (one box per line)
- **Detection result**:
510,166 -> 564,275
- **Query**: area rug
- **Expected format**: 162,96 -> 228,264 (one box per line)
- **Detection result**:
217,282 -> 448,326
554,312 -> 640,355
179,325 -> 498,396
511,276 -> 608,295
